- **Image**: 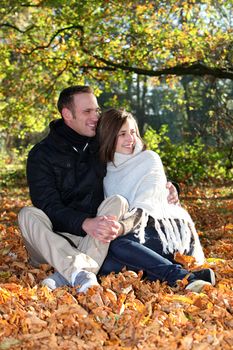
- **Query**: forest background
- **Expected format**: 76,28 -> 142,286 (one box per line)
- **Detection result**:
0,0 -> 233,184
0,1 -> 233,349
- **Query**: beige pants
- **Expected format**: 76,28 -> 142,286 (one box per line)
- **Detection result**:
18,195 -> 129,285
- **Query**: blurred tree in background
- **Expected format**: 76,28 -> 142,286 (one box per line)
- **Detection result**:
0,0 -> 232,182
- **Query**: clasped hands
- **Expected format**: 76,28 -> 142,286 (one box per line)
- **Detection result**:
82,181 -> 179,243
82,215 -> 122,243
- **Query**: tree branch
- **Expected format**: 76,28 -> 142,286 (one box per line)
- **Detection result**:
17,22 -> 233,80
22,25 -> 84,55
80,36 -> 233,80
0,22 -> 34,33
80,61 -> 233,80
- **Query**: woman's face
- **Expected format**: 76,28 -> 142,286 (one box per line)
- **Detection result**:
115,118 -> 138,154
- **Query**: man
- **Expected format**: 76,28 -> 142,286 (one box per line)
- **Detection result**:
18,85 -> 180,293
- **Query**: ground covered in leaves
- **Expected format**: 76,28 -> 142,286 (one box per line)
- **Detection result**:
0,182 -> 233,349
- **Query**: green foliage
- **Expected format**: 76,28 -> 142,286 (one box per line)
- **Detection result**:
144,126 -> 232,183
0,146 -> 29,189
1,169 -> 26,189
0,0 -> 233,140
0,0 -> 232,176
0,165 -> 26,189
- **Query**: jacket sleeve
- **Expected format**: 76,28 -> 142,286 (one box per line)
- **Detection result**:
27,147 -> 89,236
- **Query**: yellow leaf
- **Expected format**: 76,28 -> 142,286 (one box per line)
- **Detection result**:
225,223 -> 233,230
206,258 -> 225,263
165,295 -> 194,305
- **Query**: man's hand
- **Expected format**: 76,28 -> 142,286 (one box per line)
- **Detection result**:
166,181 -> 180,205
82,216 -> 123,243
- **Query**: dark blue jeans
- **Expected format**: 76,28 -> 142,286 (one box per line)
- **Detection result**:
99,226 -> 196,287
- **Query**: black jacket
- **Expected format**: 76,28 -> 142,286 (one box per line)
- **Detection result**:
27,119 -> 106,236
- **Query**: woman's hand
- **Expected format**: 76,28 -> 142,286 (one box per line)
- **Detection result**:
166,182 -> 180,205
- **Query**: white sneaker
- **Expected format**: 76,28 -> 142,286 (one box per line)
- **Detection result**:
185,280 -> 211,293
74,271 -> 99,293
41,271 -> 69,290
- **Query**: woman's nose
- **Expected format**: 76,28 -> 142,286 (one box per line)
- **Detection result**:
125,133 -> 133,142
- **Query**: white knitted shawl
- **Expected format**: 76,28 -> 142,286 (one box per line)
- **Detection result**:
104,141 -> 204,264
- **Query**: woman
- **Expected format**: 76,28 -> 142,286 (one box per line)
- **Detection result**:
98,108 -> 214,292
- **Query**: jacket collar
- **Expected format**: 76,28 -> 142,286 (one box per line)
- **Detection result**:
48,119 -> 99,154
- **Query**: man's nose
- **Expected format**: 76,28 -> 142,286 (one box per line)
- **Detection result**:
91,111 -> 99,120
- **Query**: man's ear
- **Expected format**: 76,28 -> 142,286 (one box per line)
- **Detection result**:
62,107 -> 73,122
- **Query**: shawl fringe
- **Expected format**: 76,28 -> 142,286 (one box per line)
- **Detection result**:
133,207 -> 200,257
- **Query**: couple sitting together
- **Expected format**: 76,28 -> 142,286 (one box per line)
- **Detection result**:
18,85 -> 215,293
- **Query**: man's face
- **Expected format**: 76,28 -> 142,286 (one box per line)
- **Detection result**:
64,93 -> 101,137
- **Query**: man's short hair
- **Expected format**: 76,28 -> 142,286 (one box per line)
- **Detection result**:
57,85 -> 94,114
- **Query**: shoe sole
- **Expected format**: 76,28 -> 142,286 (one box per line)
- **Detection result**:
186,280 -> 211,293
209,269 -> 216,286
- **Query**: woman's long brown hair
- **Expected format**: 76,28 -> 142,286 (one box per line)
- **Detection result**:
98,108 -> 145,163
